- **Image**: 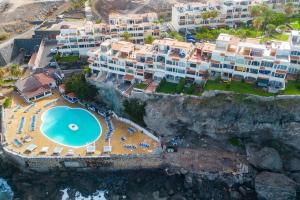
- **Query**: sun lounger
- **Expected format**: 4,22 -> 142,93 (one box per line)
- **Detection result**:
17,117 -> 25,134
44,99 -> 58,108
13,139 -> 22,147
123,144 -> 137,150
30,115 -> 36,131
103,145 -> 112,153
24,103 -> 35,113
86,145 -> 95,154
23,135 -> 32,143
40,147 -> 49,154
140,143 -> 150,148
13,105 -> 21,112
25,144 -> 37,153
53,147 -> 63,155
66,149 -> 75,156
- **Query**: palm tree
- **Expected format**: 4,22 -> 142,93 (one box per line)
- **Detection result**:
236,29 -> 247,39
144,35 -> 154,44
201,10 -> 219,20
0,68 -> 5,79
253,17 -> 264,31
250,5 -> 262,17
284,2 -> 294,17
83,65 -> 91,75
266,24 -> 276,36
121,31 -> 131,42
201,11 -> 211,20
277,24 -> 288,33
10,64 -> 21,77
209,10 -> 219,19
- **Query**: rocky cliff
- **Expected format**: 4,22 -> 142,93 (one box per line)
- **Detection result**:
95,86 -> 300,199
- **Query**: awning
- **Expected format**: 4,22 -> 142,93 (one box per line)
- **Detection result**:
26,144 -> 37,152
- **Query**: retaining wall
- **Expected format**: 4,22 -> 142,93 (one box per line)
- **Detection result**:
3,147 -> 164,172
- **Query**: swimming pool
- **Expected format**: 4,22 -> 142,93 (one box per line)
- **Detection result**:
40,106 -> 102,148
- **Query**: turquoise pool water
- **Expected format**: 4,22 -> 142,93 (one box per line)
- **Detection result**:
41,106 -> 102,148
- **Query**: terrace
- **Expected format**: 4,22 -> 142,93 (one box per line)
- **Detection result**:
3,92 -> 160,157
189,43 -> 215,63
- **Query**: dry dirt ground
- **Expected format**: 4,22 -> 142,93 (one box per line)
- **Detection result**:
94,0 -> 204,21
0,0 -> 69,43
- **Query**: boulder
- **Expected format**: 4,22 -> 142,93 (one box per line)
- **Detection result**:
248,147 -> 282,171
184,174 -> 193,189
230,190 -> 242,200
255,172 -> 296,200
284,158 -> 300,172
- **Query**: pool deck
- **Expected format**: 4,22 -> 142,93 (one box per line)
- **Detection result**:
3,92 -> 160,157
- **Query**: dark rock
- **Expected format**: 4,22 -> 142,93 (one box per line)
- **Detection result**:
170,193 -> 187,200
248,147 -> 282,171
168,189 -> 175,196
184,174 -> 193,189
238,186 -> 247,196
285,158 -> 300,172
179,168 -> 188,175
255,172 -> 296,200
230,190 -> 242,200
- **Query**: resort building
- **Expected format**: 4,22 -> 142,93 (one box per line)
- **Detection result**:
171,0 -> 253,32
261,0 -> 300,10
88,31 -> 300,91
87,38 -> 212,84
210,33 -> 296,89
56,13 -> 161,56
171,0 -> 300,32
15,73 -> 56,103
108,12 -> 161,44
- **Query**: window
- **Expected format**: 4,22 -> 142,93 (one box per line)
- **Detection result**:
275,65 -> 287,70
261,61 -> 273,68
211,63 -> 220,68
236,59 -> 245,65
288,67 -> 297,73
190,63 -> 196,68
224,56 -> 235,62
251,61 -> 260,66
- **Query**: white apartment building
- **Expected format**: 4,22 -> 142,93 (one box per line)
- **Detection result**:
88,31 -> 300,91
56,13 -> 160,55
171,0 -> 300,32
108,13 -> 160,44
56,22 -> 110,55
88,38 -> 213,83
171,0 -> 253,32
261,0 -> 300,9
210,32 -> 300,89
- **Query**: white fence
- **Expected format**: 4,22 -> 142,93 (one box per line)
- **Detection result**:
111,112 -> 160,142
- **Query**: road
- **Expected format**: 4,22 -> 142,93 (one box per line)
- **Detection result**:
0,0 -> 65,13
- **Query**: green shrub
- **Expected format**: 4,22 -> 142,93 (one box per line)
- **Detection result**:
3,97 -> 12,108
176,78 -> 185,93
185,83 -> 196,95
0,32 -> 9,41
65,73 -> 97,100
95,19 -> 102,24
228,137 -> 243,147
123,99 -> 146,126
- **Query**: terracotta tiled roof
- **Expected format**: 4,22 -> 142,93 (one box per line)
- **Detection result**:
15,73 -> 54,98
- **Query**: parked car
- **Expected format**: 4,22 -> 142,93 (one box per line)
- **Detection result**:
49,62 -> 58,67
50,48 -> 58,54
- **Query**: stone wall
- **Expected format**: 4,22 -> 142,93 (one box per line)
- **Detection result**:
3,148 -> 164,172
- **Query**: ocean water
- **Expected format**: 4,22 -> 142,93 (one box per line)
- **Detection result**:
61,188 -> 106,200
0,178 -> 13,200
